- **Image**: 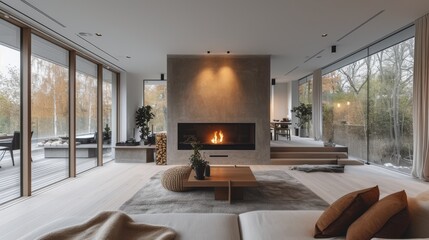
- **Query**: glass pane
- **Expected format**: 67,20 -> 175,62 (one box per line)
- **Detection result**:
368,38 -> 414,174
144,80 -> 167,132
0,20 -> 20,204
31,35 -> 69,191
76,56 -> 98,173
299,77 -> 313,104
322,58 -> 368,160
102,69 -> 116,163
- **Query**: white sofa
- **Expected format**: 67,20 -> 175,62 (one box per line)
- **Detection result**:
19,191 -> 429,240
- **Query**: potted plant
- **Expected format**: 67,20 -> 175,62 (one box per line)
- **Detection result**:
189,141 -> 208,180
291,103 -> 312,137
103,124 -> 111,144
135,105 -> 155,145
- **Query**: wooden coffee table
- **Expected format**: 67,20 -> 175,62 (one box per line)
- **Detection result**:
183,166 -> 258,203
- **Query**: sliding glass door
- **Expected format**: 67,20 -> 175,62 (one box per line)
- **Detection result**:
0,19 -> 21,204
76,56 -> 98,174
31,35 -> 69,190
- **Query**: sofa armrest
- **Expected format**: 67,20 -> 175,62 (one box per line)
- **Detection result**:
239,210 -> 344,240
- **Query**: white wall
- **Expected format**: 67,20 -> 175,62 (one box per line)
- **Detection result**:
119,72 -> 143,141
271,82 -> 291,121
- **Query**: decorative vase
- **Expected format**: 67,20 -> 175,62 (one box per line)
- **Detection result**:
194,165 -> 206,180
205,164 -> 210,177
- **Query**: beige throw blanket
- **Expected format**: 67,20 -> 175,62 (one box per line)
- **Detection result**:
39,211 -> 176,240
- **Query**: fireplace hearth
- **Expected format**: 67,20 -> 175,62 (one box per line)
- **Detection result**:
178,123 -> 255,150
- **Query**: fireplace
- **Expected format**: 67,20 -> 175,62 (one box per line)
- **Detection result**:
178,123 -> 255,150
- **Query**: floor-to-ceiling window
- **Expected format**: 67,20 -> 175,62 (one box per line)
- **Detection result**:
368,38 -> 414,173
322,59 -> 368,160
76,56 -> 98,173
0,19 -> 21,204
144,80 -> 167,132
31,35 -> 69,190
102,68 -> 117,163
321,26 -> 414,173
299,75 -> 313,105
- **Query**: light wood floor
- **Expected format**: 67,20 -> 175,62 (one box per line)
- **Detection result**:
0,162 -> 428,240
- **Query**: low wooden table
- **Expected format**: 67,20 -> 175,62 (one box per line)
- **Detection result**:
183,166 -> 258,203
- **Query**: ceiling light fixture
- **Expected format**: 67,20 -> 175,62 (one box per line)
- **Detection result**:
95,33 -> 102,36
321,33 -> 328,37
3,14 -> 10,19
78,32 -> 92,37
106,66 -> 110,70
126,56 -> 131,59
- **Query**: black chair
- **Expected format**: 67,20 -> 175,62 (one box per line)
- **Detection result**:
0,131 -> 20,166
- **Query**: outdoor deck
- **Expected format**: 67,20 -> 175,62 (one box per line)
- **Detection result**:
0,145 -> 113,204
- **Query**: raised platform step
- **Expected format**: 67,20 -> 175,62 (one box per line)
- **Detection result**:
270,146 -> 348,153
270,152 -> 348,159
271,158 -> 364,165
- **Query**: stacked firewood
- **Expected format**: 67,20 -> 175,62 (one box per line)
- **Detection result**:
156,133 -> 167,165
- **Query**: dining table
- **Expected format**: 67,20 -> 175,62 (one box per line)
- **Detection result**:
270,121 -> 292,140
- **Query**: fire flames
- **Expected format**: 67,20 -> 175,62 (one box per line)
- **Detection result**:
211,130 -> 224,144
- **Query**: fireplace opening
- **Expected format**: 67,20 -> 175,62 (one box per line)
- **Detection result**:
178,123 -> 255,150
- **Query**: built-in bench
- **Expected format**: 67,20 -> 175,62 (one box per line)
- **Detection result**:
44,144 -> 111,158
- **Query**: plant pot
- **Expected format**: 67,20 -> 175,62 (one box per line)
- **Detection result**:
205,164 -> 211,177
299,128 -> 309,138
194,165 -> 206,180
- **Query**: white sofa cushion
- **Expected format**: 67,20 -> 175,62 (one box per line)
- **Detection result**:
407,190 -> 429,238
131,213 -> 240,240
239,210 -> 345,240
18,213 -> 240,240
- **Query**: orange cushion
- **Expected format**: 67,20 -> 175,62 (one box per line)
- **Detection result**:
346,190 -> 410,240
314,186 -> 379,238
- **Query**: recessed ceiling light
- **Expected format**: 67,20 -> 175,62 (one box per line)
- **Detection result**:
321,33 -> 328,37
316,56 -> 322,58
95,33 -> 102,36
3,14 -> 10,19
78,32 -> 92,37
106,66 -> 110,69
126,56 -> 131,59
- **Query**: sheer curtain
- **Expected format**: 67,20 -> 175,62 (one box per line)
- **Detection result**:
312,69 -> 322,141
412,13 -> 429,181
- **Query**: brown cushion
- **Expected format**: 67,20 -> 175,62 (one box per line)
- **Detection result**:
314,186 -> 379,238
346,190 -> 410,240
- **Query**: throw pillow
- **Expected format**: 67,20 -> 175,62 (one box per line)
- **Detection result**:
314,185 -> 379,238
346,190 -> 410,240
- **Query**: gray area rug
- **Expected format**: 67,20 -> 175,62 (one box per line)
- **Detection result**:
120,170 -> 329,214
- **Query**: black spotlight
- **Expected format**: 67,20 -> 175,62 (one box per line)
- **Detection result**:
331,45 -> 337,53
271,78 -> 276,85
161,73 -> 165,80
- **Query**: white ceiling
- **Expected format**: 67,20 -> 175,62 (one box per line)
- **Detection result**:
1,0 -> 429,82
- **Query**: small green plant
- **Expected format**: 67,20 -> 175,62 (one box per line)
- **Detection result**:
188,140 -> 208,168
135,105 -> 155,140
103,124 -> 111,140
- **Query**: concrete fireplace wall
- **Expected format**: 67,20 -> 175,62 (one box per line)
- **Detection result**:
167,55 -> 270,165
